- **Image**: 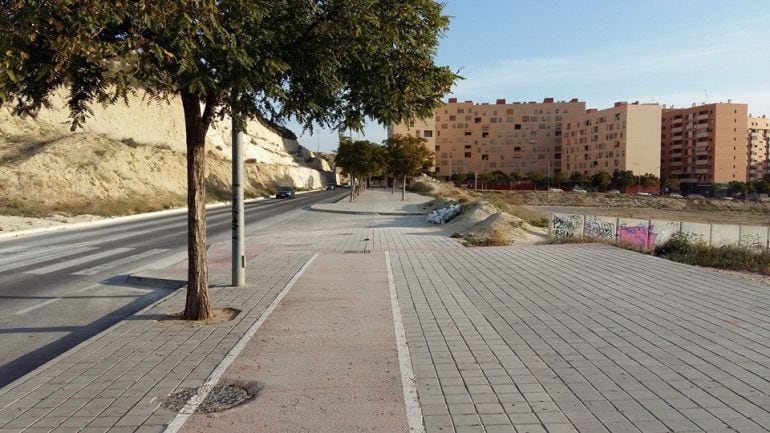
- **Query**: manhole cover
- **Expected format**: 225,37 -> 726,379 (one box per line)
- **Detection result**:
161,385 -> 250,413
342,250 -> 371,254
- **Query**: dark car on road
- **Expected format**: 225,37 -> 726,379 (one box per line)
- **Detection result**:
276,186 -> 295,199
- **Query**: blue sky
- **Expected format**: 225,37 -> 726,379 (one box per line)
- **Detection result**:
288,0 -> 770,153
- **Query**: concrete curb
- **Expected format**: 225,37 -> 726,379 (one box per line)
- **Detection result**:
0,188 -> 324,241
307,205 -> 428,216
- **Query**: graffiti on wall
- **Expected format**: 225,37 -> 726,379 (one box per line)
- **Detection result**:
551,214 -> 583,238
618,224 -> 656,250
650,220 -> 681,247
584,216 -> 616,241
739,233 -> 764,249
551,213 -> 769,251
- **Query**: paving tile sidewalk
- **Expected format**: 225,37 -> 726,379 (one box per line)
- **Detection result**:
4,202 -> 770,433
310,187 -> 433,215
0,246 -> 316,432
390,244 -> 770,433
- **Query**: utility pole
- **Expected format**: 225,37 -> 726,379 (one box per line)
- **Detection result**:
231,96 -> 245,287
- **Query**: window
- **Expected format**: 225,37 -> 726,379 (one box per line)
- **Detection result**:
457,108 -> 464,114
449,115 -> 456,121
481,154 -> 489,160
482,132 -> 489,138
474,117 -> 482,123
514,124 -> 522,130
464,131 -> 472,136
435,145 -> 440,151
464,152 -> 472,158
424,130 -> 433,138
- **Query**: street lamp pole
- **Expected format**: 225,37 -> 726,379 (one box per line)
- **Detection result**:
231,95 -> 245,287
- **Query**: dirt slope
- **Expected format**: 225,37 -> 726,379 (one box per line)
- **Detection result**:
0,89 -> 336,218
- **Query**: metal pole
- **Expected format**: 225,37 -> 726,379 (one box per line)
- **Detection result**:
231,98 -> 245,287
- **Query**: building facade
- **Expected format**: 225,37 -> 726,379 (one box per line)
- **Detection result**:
748,116 -> 770,181
661,103 -> 749,184
562,102 -> 661,177
389,97 -> 586,177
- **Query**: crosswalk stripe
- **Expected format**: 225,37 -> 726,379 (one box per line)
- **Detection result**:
0,243 -> 88,266
25,248 -> 134,275
71,248 -> 169,276
0,246 -> 99,273
14,298 -> 60,315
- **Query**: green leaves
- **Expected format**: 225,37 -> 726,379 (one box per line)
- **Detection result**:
384,134 -> 434,178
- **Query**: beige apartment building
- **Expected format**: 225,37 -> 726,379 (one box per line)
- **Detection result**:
562,102 -> 662,177
661,102 -> 749,184
389,97 -> 586,177
748,115 -> 770,181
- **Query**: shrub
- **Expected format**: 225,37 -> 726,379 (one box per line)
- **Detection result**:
655,233 -> 770,275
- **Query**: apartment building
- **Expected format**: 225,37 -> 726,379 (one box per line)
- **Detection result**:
389,97 -> 586,176
748,115 -> 770,181
562,102 -> 661,177
661,102 -> 749,184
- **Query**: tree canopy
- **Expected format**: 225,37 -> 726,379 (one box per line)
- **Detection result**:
335,137 -> 385,201
1,1 -> 457,320
384,134 -> 433,200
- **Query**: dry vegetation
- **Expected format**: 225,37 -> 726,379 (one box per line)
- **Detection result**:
477,190 -> 770,225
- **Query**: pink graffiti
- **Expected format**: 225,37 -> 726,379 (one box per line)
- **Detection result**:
619,226 -> 657,250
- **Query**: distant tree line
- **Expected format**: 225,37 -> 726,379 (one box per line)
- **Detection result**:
448,169 -> 660,192
335,134 -> 433,201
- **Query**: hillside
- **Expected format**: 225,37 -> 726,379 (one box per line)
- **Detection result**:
0,90 -> 337,220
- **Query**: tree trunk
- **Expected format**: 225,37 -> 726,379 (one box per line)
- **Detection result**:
402,175 -> 406,201
349,175 -> 354,202
181,91 -> 213,321
391,176 -> 395,194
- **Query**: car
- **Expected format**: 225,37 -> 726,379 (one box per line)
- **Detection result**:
325,184 -> 336,190
686,193 -> 705,199
572,187 -> 587,193
669,193 -> 683,198
276,186 -> 296,199
607,189 -> 620,194
636,192 -> 651,196
722,196 -> 735,201
548,187 -> 563,192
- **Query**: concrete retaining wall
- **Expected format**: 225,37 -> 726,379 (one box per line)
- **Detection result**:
550,213 -> 769,250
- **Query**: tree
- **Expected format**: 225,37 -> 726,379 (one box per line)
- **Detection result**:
612,170 -> 636,191
569,172 -> 590,187
385,134 -> 434,200
728,181 -> 748,197
335,138 -> 385,201
639,173 -> 660,189
526,171 -> 547,190
551,172 -> 568,189
451,173 -> 468,183
509,172 -> 521,183
1,1 -> 457,320
591,172 -> 612,191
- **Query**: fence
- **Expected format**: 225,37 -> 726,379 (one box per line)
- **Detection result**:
549,213 -> 769,251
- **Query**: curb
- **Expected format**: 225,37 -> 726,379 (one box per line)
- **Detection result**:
0,188 -> 324,241
308,205 -> 427,217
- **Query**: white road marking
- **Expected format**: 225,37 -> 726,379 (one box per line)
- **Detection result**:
385,251 -> 425,433
0,246 -> 98,273
71,249 -> 169,276
25,248 -> 133,275
163,253 -> 319,433
14,298 -> 60,315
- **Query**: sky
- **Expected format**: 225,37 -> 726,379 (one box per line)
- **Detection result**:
287,0 -> 770,153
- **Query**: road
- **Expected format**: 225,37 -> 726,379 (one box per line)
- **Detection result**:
0,189 -> 347,388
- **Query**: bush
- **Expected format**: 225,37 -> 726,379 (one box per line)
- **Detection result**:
655,233 -> 770,275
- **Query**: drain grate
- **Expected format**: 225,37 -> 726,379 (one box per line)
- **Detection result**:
161,385 -> 251,413
342,250 -> 371,254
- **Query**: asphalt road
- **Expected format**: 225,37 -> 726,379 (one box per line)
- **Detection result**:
0,189 -> 347,388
